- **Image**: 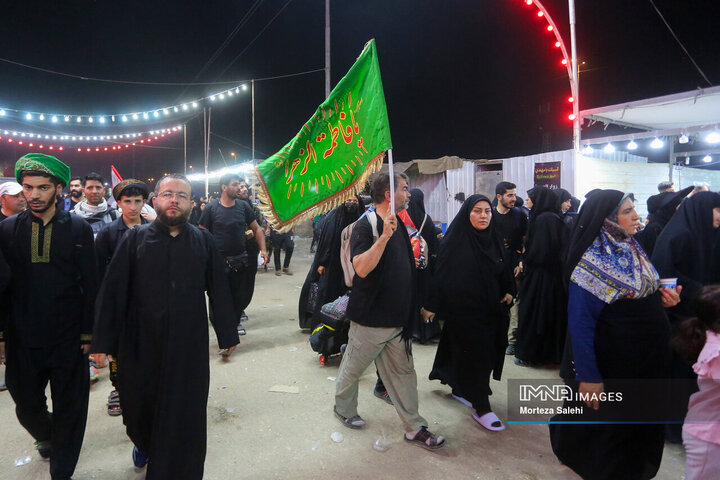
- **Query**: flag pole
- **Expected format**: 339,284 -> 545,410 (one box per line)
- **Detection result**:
387,149 -> 395,215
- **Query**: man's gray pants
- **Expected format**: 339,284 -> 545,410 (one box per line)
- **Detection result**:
334,322 -> 427,432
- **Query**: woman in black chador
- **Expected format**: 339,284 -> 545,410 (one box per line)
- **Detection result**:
297,195 -> 364,330
424,195 -> 514,431
514,186 -> 568,366
402,188 -> 441,343
549,190 -> 680,480
651,190 -> 720,443
634,185 -> 693,257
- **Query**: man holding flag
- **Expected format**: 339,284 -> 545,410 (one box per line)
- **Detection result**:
253,39 -> 444,450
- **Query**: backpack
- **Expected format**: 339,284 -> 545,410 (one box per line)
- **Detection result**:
410,214 -> 429,270
340,210 -> 379,288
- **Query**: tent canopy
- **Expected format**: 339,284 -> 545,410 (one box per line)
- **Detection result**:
379,155 -> 464,174
579,86 -> 720,147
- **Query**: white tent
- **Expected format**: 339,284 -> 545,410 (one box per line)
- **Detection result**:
579,86 -> 720,161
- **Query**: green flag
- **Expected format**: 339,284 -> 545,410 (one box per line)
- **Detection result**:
254,39 -> 392,232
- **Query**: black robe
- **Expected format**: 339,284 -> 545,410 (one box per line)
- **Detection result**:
635,186 -> 693,258
91,221 -> 239,480
298,199 -> 362,330
516,187 -> 568,365
407,188 -> 441,343
426,195 -> 515,410
650,190 -> 720,442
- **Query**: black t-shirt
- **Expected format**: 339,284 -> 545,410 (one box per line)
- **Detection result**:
492,206 -> 527,265
199,199 -> 256,256
346,213 -> 413,328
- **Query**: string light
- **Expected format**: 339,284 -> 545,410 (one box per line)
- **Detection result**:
706,132 -> 720,144
703,155 -> 712,163
0,84 -> 246,125
0,125 -> 181,150
650,138 -> 664,149
627,140 -> 638,150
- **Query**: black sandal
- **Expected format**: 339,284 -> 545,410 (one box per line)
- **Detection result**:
107,390 -> 122,416
404,426 -> 445,451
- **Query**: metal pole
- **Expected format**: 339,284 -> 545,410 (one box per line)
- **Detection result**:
325,0 -> 331,97
183,123 -> 187,175
569,0 -> 580,152
252,79 -> 255,165
668,140 -> 675,182
388,149 -> 396,214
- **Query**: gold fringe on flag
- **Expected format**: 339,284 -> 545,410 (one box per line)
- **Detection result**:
252,151 -> 385,233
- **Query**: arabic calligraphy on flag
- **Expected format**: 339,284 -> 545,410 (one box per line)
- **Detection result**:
254,39 -> 392,232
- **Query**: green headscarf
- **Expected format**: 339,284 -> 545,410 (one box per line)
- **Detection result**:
15,153 -> 71,187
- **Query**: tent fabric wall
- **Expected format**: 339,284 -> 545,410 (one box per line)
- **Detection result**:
500,150 -> 576,201
407,171 -> 447,223
406,160 -> 476,224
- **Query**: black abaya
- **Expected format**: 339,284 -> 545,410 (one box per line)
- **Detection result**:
298,197 -> 363,329
92,222 -> 239,480
426,195 -> 514,412
515,187 -> 567,365
407,189 -> 441,343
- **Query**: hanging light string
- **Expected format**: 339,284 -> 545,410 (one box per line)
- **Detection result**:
0,84 -> 251,124
518,0 -> 576,122
0,127 -> 180,153
0,125 -> 183,143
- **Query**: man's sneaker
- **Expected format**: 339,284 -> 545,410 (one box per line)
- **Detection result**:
237,324 -> 246,336
240,311 -> 249,323
505,344 -> 516,355
282,267 -> 293,276
334,406 -> 366,429
132,446 -> 149,468
35,440 -> 51,459
89,365 -> 100,382
275,270 -> 282,276
373,388 -> 393,405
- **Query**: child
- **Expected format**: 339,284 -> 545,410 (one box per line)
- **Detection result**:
674,285 -> 720,479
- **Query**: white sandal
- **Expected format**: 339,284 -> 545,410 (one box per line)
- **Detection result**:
473,411 -> 505,431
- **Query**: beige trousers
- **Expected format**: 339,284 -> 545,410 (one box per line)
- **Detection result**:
334,322 -> 427,432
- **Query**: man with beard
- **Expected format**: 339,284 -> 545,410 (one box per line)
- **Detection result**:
334,173 -> 445,451
0,153 -> 97,480
94,180 -> 152,417
199,174 -> 268,336
236,179 -> 265,323
0,181 -> 27,221
64,177 -> 84,212
72,173 -> 118,236
91,174 -> 239,479
492,181 -> 527,355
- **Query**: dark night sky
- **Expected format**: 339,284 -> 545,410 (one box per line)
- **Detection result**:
0,0 -> 718,188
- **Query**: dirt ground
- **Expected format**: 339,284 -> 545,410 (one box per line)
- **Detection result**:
0,238 -> 686,479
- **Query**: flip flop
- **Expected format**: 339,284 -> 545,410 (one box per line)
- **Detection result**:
473,411 -> 505,431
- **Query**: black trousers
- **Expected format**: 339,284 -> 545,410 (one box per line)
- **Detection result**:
271,233 -> 294,270
6,337 -> 89,480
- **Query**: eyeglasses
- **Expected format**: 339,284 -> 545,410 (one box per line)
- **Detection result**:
157,191 -> 190,201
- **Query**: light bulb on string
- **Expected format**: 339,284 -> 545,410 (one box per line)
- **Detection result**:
706,132 -> 720,144
153,111 -> 160,118
561,58 -> 568,65
192,102 -> 198,108
568,113 -> 576,121
0,109 -> 5,116
173,107 -> 179,112
122,115 -> 128,122
52,116 -> 57,123
537,11 -> 544,17
143,113 -> 149,120
26,113 -> 32,120
650,138 -> 664,149
554,41 -> 561,48
88,117 -> 94,123
703,155 -> 713,163
76,117 -> 82,123
39,114 -> 45,121
547,25 -> 553,32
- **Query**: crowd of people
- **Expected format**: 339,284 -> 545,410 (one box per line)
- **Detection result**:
0,150 -> 719,479
300,175 -> 720,480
